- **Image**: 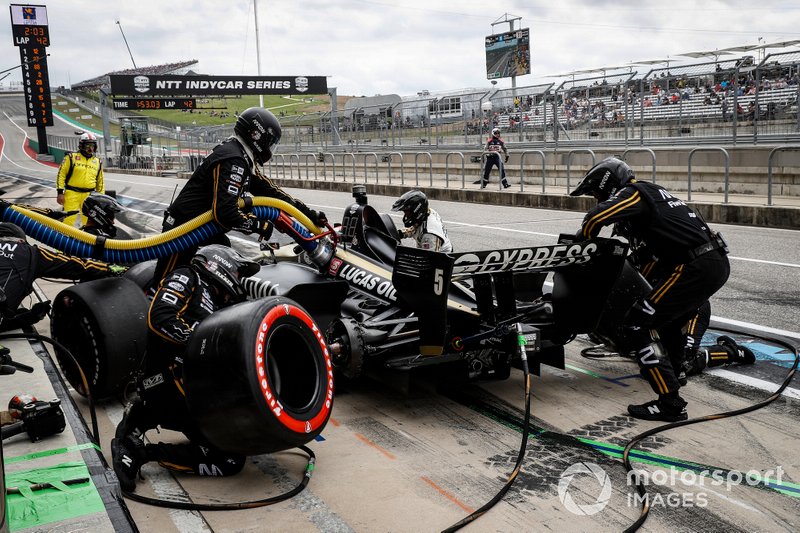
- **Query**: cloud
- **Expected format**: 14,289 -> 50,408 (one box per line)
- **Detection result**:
2,0 -> 799,97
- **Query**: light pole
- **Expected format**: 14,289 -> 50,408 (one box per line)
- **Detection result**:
116,20 -> 137,69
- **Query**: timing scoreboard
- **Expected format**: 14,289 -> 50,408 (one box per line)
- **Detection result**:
9,4 -> 52,127
112,98 -> 197,111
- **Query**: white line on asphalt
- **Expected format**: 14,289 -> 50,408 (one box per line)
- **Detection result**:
712,317 -> 800,340
727,256 -> 800,268
705,368 -> 800,399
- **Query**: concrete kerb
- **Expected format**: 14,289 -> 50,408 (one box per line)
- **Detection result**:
275,178 -> 800,230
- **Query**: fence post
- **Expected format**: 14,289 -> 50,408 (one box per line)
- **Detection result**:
687,147 -> 729,203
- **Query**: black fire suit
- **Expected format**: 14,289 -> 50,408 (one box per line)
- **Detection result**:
0,241 -> 116,331
117,266 -> 245,477
578,180 -> 730,398
154,137 -> 321,282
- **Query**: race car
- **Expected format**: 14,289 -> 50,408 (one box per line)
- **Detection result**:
6,190 -> 644,454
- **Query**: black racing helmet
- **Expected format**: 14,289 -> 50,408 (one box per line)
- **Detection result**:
82,192 -> 122,235
391,190 -> 429,228
191,245 -> 260,303
0,222 -> 27,242
234,107 -> 282,165
570,157 -> 635,201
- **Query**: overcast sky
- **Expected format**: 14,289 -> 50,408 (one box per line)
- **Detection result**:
3,1 -> 800,97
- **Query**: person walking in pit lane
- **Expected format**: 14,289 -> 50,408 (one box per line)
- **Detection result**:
478,128 -> 510,190
571,157 -> 730,422
56,132 -> 104,227
391,190 -> 452,253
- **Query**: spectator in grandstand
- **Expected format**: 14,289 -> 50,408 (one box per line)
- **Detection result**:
56,132 -> 104,227
153,107 -> 327,284
571,157 -> 730,422
478,128 -> 510,190
391,190 -> 452,253
721,99 -> 729,121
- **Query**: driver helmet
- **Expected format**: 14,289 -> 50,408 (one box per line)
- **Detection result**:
78,132 -> 98,158
234,107 -> 281,165
81,192 -> 122,237
570,157 -> 635,201
190,245 -> 260,304
492,127 -> 501,137
391,190 -> 429,228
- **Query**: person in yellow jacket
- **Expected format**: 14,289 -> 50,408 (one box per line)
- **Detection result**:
56,132 -> 104,226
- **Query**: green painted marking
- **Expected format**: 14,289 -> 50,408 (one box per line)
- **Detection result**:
6,461 -> 105,531
564,363 -> 605,379
4,442 -> 101,465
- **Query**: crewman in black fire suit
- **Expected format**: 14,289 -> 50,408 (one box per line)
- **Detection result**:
623,232 -> 754,382
153,107 -> 327,283
0,221 -> 125,332
571,157 -> 730,422
112,245 -> 260,492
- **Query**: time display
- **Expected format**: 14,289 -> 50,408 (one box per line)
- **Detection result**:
112,98 -> 197,111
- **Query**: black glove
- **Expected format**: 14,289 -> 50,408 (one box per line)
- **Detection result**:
504,155 -> 509,163
309,210 -> 328,227
253,220 -> 274,240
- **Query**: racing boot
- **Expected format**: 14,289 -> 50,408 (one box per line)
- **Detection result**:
628,394 -> 688,422
716,335 -> 756,365
114,398 -> 149,441
111,435 -> 147,492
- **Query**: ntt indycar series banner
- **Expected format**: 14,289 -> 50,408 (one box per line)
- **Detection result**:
109,74 -> 327,96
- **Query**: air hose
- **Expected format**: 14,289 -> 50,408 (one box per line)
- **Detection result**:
0,198 -> 321,263
622,330 -> 799,532
442,323 -> 533,532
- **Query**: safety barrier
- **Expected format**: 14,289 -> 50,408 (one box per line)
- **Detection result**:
445,152 -> 465,189
386,152 -> 405,184
565,149 -> 596,194
767,146 -> 800,206
414,152 -> 433,187
621,148 -> 657,183
688,148 -> 730,203
362,152 -> 379,183
340,153 -> 356,182
302,153 -> 318,180
519,150 -> 547,193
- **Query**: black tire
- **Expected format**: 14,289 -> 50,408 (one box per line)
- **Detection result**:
51,278 -> 148,399
183,296 -> 334,456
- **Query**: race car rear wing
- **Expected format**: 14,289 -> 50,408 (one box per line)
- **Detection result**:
393,238 -> 630,357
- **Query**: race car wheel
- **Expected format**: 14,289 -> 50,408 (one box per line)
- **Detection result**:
184,296 -> 334,456
51,278 -> 148,399
327,317 -> 365,380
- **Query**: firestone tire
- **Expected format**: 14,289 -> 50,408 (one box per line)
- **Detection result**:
183,296 -> 334,456
51,278 -> 148,399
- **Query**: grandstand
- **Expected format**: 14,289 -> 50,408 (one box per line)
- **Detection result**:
69,60 -> 199,91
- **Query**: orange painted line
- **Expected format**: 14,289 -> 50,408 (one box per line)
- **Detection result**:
420,476 -> 475,513
328,417 -> 341,427
353,433 -> 396,460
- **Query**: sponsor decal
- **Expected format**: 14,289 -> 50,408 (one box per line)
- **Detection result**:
295,76 -> 309,93
327,257 -> 343,276
253,304 -> 334,433
167,281 -> 185,292
451,242 -> 599,276
231,165 -> 245,175
337,263 -> 397,301
142,373 -> 164,390
133,75 -> 150,93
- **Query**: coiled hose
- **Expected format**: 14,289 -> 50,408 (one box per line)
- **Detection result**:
0,197 -> 320,263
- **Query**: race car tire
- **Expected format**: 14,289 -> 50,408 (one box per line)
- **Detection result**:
184,296 -> 334,456
51,278 -> 148,399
